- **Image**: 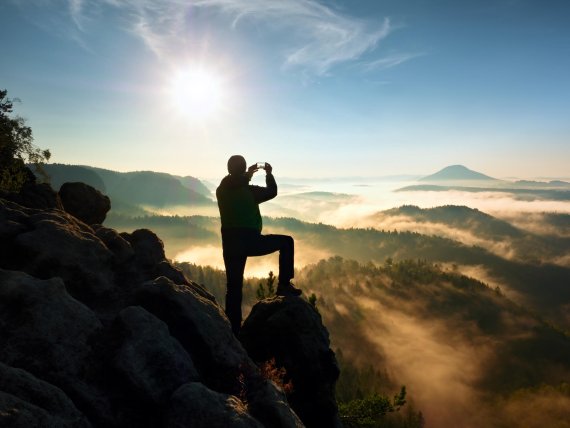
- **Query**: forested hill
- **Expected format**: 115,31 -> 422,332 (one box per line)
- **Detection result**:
177,257 -> 570,428
40,164 -> 213,208
105,209 -> 570,331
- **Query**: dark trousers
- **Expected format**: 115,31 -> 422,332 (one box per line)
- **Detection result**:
222,228 -> 294,335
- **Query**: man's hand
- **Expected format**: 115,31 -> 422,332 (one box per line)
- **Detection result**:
246,164 -> 257,180
264,163 -> 272,174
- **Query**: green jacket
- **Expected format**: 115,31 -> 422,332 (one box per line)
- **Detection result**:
216,173 -> 277,232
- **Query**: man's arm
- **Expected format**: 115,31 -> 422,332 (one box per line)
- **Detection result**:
250,164 -> 277,203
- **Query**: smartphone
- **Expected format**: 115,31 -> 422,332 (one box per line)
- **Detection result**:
256,162 -> 265,169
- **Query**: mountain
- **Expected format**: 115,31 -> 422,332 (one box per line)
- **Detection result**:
40,164 -> 214,212
419,165 -> 498,183
396,184 -> 570,201
514,179 -> 570,189
375,205 -> 524,238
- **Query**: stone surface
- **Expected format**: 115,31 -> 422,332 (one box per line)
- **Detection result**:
240,297 -> 341,428
93,225 -> 134,264
0,270 -> 114,426
247,380 -> 305,428
13,210 -> 114,299
132,276 -> 255,393
112,306 -> 199,405
59,182 -> 111,225
164,382 -> 263,428
0,182 -> 63,210
0,185 -> 323,428
123,228 -> 166,267
0,362 -> 91,428
0,392 -> 83,428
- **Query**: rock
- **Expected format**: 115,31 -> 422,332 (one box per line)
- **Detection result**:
131,276 -> 255,393
0,392 -> 83,428
0,192 -> 318,427
246,380 -> 305,428
123,228 -> 165,267
164,382 -> 263,428
0,182 -> 63,210
112,306 -> 199,405
240,297 -> 341,428
0,270 -> 113,426
0,270 -> 102,378
0,200 -> 31,266
94,225 -> 134,264
59,182 -> 110,225
12,210 -> 114,300
0,362 -> 91,428
157,260 -> 190,285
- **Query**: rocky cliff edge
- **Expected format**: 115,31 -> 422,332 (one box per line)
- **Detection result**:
0,182 -> 340,428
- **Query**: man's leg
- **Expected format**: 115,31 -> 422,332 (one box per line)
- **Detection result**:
223,250 -> 247,335
247,234 -> 299,294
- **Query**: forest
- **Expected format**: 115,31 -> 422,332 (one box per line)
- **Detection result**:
177,257 -> 570,427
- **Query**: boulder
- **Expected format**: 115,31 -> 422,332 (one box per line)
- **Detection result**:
240,297 -> 341,428
164,382 -> 263,428
123,228 -> 165,267
246,380 -> 305,428
12,210 -> 114,300
0,270 -> 114,426
111,306 -> 199,405
0,362 -> 91,428
0,392 -> 83,428
131,276 -> 255,393
59,182 -> 110,225
0,182 -> 63,210
0,192 -> 321,427
93,225 -> 134,264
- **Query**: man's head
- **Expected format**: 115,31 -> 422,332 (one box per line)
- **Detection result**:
227,155 -> 247,175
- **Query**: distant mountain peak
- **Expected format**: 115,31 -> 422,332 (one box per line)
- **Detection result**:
420,165 -> 497,182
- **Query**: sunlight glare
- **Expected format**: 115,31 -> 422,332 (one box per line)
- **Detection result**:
170,67 -> 226,120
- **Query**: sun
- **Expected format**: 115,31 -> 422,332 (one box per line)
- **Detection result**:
169,66 -> 226,120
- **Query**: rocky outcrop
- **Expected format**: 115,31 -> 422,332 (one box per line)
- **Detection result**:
164,382 -> 263,428
110,306 -> 199,405
0,362 -> 91,428
240,297 -> 342,428
0,185 -> 307,428
0,182 -> 63,210
59,182 -> 110,225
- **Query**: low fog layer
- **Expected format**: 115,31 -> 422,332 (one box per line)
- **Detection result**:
295,259 -> 570,428
103,174 -> 570,427
174,258 -> 570,428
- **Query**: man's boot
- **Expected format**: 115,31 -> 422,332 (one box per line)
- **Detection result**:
276,281 -> 302,296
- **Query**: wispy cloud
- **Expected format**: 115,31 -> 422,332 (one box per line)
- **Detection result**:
191,0 -> 392,75
51,0 -> 393,76
361,52 -> 425,72
68,0 -> 85,30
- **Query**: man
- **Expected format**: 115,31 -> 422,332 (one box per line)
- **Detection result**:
216,155 -> 302,335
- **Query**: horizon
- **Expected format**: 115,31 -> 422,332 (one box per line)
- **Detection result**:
2,0 -> 570,178
39,161 -> 570,183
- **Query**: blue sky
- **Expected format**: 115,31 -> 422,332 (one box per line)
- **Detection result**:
1,0 -> 569,179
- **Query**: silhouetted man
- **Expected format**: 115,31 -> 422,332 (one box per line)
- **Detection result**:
216,155 -> 302,335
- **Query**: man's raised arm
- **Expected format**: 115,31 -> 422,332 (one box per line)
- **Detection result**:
250,163 -> 277,203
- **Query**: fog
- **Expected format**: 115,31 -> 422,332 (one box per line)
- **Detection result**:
174,238 -> 332,278
166,178 -> 570,278
297,267 -> 570,428
258,178 -> 570,227
357,297 -> 493,428
161,177 -> 570,428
